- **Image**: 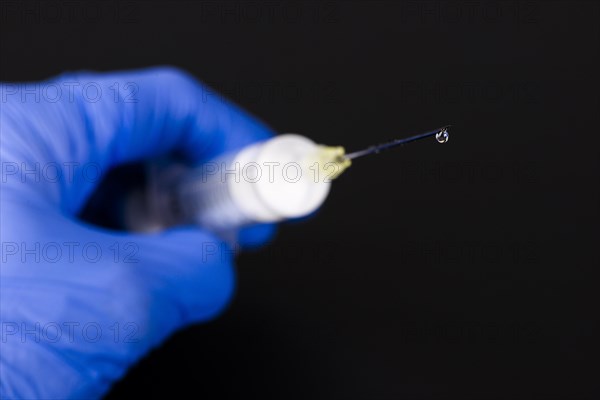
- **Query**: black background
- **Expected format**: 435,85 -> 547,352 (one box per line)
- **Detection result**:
1,1 -> 599,399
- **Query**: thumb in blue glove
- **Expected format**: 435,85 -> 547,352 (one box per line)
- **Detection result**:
0,67 -> 275,399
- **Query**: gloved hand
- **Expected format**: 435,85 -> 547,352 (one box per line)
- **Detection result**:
0,67 -> 275,399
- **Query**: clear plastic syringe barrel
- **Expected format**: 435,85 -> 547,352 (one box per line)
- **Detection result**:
126,134 -> 346,233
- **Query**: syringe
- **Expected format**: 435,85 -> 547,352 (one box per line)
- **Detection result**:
125,126 -> 450,233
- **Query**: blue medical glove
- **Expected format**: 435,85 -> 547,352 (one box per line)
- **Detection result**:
0,67 -> 276,399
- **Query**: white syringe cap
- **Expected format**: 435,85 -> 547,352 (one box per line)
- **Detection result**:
229,134 -> 332,223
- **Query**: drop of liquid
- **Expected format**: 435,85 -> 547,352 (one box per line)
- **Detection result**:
435,129 -> 449,143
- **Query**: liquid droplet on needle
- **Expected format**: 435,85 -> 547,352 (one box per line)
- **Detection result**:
435,128 -> 449,143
